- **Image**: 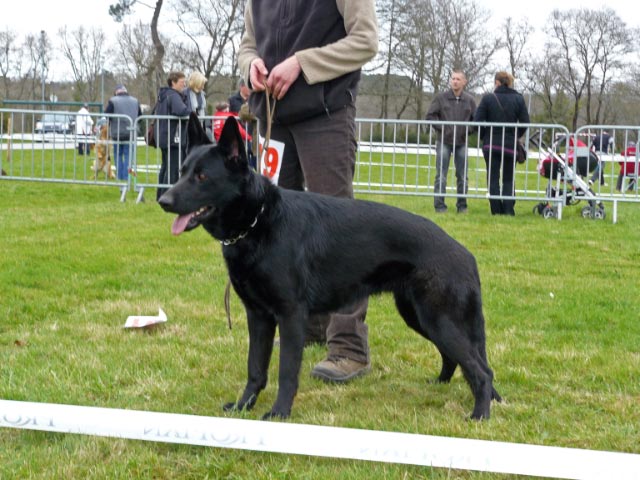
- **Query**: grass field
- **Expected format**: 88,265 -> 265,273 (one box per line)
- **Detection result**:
1,179 -> 639,479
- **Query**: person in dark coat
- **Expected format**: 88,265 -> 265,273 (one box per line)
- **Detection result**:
228,78 -> 256,168
154,71 -> 191,200
474,71 -> 530,215
228,78 -> 250,114
588,130 -> 612,186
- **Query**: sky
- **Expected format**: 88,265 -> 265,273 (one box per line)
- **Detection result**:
3,0 -> 640,80
6,0 -> 638,35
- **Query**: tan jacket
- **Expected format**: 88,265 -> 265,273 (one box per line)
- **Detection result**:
238,0 -> 378,86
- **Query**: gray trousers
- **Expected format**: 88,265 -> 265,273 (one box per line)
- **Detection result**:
259,105 -> 369,364
433,142 -> 469,211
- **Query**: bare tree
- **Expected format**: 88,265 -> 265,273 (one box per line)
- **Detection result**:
606,79 -> 640,126
110,0 -> 165,99
503,17 -> 533,90
547,7 -> 635,129
588,9 -> 635,124
375,0 -> 401,118
112,21 -> 170,104
0,29 -> 25,99
58,26 -> 107,102
389,0 -> 500,118
391,0 -> 445,118
444,0 -> 501,91
170,0 -> 244,100
527,44 -> 571,125
22,32 -> 51,102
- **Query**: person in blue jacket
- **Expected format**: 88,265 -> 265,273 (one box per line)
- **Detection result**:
105,84 -> 141,181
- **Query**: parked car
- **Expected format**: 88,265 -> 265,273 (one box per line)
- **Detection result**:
34,113 -> 75,134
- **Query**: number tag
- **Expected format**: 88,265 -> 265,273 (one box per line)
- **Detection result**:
258,135 -> 285,185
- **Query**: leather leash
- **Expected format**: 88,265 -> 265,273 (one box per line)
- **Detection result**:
224,85 -> 277,330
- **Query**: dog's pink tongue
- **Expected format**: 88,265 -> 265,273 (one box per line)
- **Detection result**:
172,213 -> 195,236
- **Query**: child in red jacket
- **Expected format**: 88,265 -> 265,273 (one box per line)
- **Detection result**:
212,102 -> 252,142
617,142 -> 638,191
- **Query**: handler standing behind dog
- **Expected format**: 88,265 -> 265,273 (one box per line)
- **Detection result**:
155,72 -> 192,200
238,0 -> 378,383
105,84 -> 141,181
426,70 -> 476,214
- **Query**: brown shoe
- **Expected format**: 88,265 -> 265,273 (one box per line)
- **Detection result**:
310,356 -> 370,383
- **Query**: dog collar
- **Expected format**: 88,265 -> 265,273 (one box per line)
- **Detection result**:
220,205 -> 265,246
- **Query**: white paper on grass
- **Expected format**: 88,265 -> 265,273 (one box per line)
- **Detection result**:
124,308 -> 167,328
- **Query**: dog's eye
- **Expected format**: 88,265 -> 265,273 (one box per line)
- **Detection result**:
196,172 -> 207,182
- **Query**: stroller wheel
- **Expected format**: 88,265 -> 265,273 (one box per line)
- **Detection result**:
581,206 -> 592,218
533,203 -> 548,215
542,206 -> 556,219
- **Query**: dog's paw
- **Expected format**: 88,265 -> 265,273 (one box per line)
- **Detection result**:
222,401 -> 240,412
261,409 -> 290,421
223,393 -> 258,413
469,409 -> 490,421
429,376 -> 451,385
223,401 -> 254,413
491,387 -> 502,403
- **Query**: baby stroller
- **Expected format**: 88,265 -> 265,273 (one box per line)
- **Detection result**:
531,133 -> 606,219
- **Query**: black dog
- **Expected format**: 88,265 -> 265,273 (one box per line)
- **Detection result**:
159,114 -> 501,420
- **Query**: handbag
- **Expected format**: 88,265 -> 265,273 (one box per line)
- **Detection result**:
493,93 -> 527,164
145,121 -> 156,148
516,139 -> 527,164
145,102 -> 158,148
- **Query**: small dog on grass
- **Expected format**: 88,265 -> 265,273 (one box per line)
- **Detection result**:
159,114 -> 501,420
91,123 -> 114,180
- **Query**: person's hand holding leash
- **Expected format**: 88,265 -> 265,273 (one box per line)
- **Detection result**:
250,56 -> 301,100
249,58 -> 269,91
266,55 -> 301,100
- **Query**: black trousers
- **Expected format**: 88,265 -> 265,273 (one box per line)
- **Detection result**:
157,146 -> 182,200
483,145 -> 516,215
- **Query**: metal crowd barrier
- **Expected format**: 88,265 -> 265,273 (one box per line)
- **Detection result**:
131,114 -> 247,204
2,108 -> 639,221
353,119 -> 568,202
0,108 -> 135,201
130,114 -> 189,204
573,125 -> 640,221
351,119 -> 639,222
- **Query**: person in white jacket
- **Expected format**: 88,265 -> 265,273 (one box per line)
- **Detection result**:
75,104 -> 94,155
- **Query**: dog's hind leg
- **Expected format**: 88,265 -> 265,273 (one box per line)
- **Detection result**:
223,309 -> 276,414
410,292 -> 496,420
478,339 -> 502,402
394,290 -> 458,383
435,353 -> 458,383
426,315 -> 494,419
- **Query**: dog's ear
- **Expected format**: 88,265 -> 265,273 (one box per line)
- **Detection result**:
187,112 -> 212,147
218,116 -> 248,169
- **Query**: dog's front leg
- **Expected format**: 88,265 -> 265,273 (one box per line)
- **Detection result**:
262,311 -> 307,420
223,309 -> 276,414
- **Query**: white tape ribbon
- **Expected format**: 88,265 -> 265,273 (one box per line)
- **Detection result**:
1,399 -> 639,479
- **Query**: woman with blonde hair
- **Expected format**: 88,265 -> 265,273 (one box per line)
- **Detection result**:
184,71 -> 207,117
474,71 -> 530,215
